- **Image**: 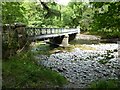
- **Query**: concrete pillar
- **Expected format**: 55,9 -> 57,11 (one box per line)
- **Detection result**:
60,34 -> 69,47
75,28 -> 80,40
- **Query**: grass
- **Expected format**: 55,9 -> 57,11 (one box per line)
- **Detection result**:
2,51 -> 68,88
88,79 -> 120,89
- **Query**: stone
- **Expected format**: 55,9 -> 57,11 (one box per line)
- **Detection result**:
35,43 -> 119,88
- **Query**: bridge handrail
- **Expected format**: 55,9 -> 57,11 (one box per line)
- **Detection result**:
25,27 -> 80,36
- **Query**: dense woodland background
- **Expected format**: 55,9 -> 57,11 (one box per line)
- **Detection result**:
2,2 -> 120,38
1,1 -> 120,88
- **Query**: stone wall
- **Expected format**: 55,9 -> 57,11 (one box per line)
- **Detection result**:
2,23 -> 28,59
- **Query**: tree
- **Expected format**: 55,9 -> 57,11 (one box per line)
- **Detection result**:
91,2 -> 120,31
2,2 -> 27,24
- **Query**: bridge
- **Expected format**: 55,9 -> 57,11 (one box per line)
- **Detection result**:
3,23 -> 80,48
25,27 -> 80,47
25,27 -> 80,40
2,24 -> 80,59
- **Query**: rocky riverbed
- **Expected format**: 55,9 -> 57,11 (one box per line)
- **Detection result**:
34,43 -> 120,88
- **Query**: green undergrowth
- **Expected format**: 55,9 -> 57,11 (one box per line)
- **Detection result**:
2,51 -> 68,88
88,79 -> 120,89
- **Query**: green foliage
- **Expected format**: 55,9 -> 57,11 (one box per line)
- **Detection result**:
2,51 -> 68,88
2,2 -> 27,24
89,79 -> 120,89
2,2 -> 120,38
91,2 -> 120,31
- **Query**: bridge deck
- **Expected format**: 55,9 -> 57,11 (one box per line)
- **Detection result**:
25,27 -> 80,40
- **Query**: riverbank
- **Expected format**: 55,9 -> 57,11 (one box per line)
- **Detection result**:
34,43 -> 120,88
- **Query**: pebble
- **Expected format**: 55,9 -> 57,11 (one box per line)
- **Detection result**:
35,44 -> 120,88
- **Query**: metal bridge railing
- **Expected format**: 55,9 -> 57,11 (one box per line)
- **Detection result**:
25,27 -> 80,37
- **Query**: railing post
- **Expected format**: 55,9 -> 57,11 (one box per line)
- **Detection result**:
53,28 -> 55,34
45,28 -> 47,34
55,28 -> 57,34
40,28 -> 42,35
61,28 -> 63,33
48,28 -> 50,34
58,28 -> 60,34
33,28 -> 35,37
50,28 -> 52,34
54,28 -> 56,34
54,28 -> 55,34
61,28 -> 62,33
36,28 -> 38,36
41,28 -> 43,35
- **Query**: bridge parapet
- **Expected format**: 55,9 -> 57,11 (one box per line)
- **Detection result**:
25,27 -> 80,38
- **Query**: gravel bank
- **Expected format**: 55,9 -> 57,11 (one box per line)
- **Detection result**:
34,44 -> 120,88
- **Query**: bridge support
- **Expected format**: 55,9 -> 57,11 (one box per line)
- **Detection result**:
60,34 -> 69,47
49,34 -> 69,47
75,28 -> 80,40
75,33 -> 80,40
49,32 -> 80,47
